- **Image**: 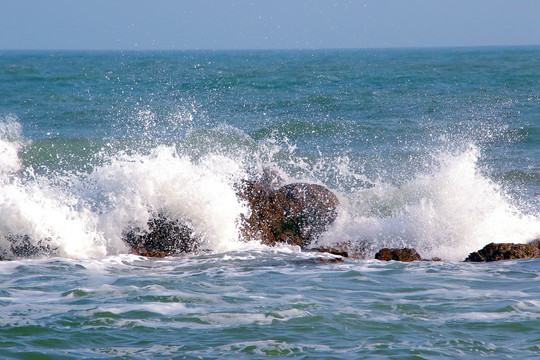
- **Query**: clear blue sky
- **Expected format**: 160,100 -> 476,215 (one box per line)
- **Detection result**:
1,0 -> 539,50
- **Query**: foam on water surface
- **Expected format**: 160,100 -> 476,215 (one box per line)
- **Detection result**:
1,114 -> 539,260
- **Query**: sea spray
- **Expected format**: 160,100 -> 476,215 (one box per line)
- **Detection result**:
0,118 -> 104,258
84,146 -> 249,254
0,115 -> 23,174
2,118 -> 539,260
2,47 -> 539,358
315,146 -> 540,260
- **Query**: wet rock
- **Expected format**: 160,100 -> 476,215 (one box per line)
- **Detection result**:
259,167 -> 285,189
238,180 -> 339,248
123,214 -> 199,257
311,257 -> 345,264
527,238 -> 540,249
375,248 -> 422,262
464,242 -> 540,262
1,234 -> 57,260
314,241 -> 370,259
122,169 -> 339,257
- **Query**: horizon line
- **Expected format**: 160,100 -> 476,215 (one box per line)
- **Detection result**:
1,43 -> 539,53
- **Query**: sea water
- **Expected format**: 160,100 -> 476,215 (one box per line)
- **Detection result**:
0,47 -> 539,358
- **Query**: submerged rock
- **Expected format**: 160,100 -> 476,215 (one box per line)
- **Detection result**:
309,257 -> 345,264
375,248 -> 422,262
123,214 -> 199,257
464,242 -> 540,262
314,241 -> 370,259
238,180 -> 339,248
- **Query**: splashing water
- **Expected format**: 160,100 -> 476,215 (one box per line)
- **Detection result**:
1,114 -> 538,260
317,146 -> 540,261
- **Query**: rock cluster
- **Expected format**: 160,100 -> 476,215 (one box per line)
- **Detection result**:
1,164 -> 538,264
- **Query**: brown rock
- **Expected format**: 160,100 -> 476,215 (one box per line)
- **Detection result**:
375,248 -> 422,262
464,242 -> 540,262
238,181 -> 339,248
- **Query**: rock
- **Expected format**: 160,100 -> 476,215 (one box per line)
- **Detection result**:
274,183 -> 339,246
122,169 -> 339,257
464,242 -> 540,262
123,213 -> 199,257
311,257 -> 345,264
314,241 -> 370,259
238,180 -> 339,248
375,248 -> 422,262
259,167 -> 285,189
1,234 -> 57,260
527,238 -> 540,249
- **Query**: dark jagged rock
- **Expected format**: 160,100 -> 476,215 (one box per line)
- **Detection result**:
375,248 -> 422,262
464,242 -> 540,262
274,183 -> 339,246
123,214 -> 199,257
1,234 -> 57,260
238,180 -> 339,248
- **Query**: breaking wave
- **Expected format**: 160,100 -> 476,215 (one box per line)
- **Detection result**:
0,116 -> 538,260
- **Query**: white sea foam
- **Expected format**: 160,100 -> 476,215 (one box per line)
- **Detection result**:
0,117 -> 105,258
1,115 -> 538,261
0,115 -> 23,174
84,145 -> 249,253
0,118 -> 252,257
318,145 -> 540,261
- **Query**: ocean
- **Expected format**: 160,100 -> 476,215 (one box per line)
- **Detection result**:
0,47 -> 539,358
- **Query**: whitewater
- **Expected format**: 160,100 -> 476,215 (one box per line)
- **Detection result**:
0,47 -> 539,358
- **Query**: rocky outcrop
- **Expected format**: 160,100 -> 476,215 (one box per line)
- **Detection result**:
375,248 -> 422,262
123,214 -> 199,257
237,180 -> 339,248
464,242 -> 540,262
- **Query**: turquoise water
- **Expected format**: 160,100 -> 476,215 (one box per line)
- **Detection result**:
1,254 -> 539,359
0,47 -> 539,358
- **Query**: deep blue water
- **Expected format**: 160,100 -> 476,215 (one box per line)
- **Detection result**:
0,47 -> 539,358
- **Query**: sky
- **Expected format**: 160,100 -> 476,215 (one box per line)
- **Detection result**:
1,0 -> 539,50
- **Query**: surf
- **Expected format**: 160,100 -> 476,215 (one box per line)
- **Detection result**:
1,115 -> 538,261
